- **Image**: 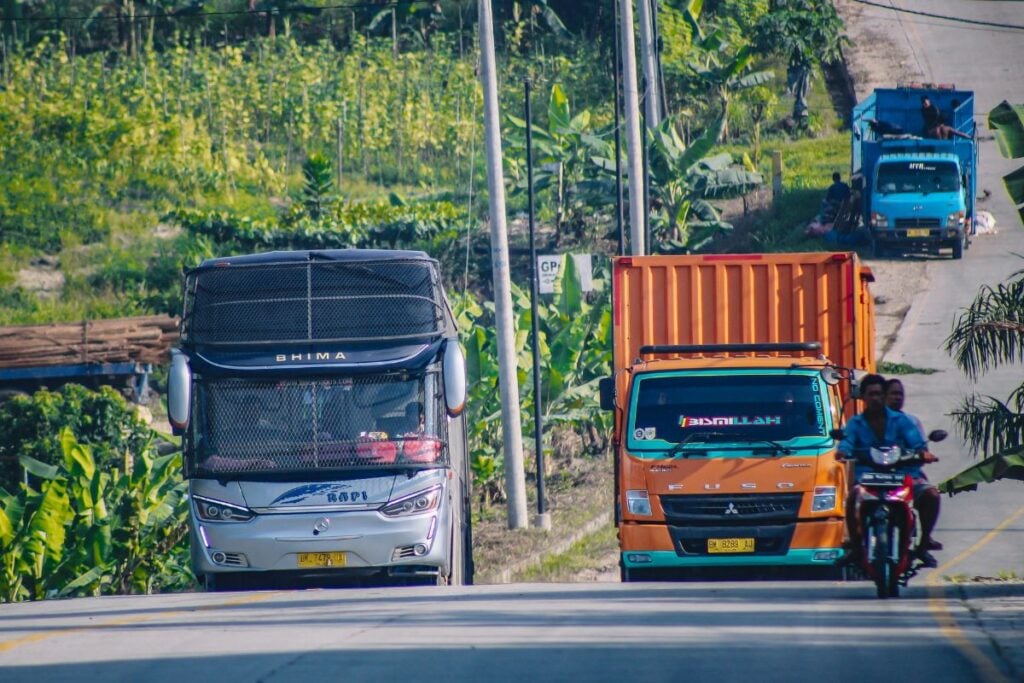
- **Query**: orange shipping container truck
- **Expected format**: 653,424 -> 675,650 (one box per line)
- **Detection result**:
599,252 -> 876,579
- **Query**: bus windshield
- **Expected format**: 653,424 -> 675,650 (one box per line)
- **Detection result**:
627,373 -> 828,453
191,372 -> 444,476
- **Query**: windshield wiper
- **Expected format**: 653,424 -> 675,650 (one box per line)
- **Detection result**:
747,439 -> 793,457
666,431 -> 726,458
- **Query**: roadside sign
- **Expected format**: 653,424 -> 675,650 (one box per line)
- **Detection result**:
537,254 -> 593,294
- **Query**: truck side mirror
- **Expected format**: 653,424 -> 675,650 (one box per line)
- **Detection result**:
829,429 -> 845,441
443,339 -> 467,417
852,176 -> 864,192
167,349 -> 192,435
599,377 -> 615,411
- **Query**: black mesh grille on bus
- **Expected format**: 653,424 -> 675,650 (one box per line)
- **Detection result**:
183,259 -> 444,345
191,375 -> 445,476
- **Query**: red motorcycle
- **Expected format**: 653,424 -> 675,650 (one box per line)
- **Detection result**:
845,430 -> 946,599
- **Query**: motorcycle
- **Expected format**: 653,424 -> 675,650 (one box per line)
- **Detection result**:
844,429 -> 946,599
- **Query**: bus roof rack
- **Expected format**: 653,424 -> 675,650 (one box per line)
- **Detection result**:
639,342 -> 822,356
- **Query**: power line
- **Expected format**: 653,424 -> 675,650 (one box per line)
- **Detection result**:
851,0 -> 1024,32
0,1 -> 424,24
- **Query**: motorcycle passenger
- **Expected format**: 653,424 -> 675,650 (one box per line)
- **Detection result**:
835,374 -> 938,568
885,378 -> 943,563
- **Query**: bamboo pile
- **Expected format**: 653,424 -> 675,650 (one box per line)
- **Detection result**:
0,316 -> 180,369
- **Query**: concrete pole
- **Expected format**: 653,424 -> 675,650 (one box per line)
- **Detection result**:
619,0 -> 646,255
477,0 -> 529,530
636,0 -> 661,128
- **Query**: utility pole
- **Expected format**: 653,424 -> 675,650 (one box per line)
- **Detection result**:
636,0 -> 661,128
478,0 -> 529,530
619,0 -> 646,255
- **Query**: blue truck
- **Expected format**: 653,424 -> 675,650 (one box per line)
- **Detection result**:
851,85 -> 977,259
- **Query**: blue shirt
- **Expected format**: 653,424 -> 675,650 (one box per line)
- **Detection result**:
839,407 -> 926,478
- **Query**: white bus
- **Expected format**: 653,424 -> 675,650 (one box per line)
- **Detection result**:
167,249 -> 472,589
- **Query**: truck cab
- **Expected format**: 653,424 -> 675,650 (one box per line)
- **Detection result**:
610,348 -> 850,578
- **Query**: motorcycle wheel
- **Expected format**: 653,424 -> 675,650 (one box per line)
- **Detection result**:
873,521 -> 891,599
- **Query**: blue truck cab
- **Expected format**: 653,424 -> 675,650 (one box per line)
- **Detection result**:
851,86 -> 977,259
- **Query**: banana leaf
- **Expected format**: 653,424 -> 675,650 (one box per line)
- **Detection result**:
937,449 -> 1024,495
987,101 -> 1024,159
1003,165 -> 1024,207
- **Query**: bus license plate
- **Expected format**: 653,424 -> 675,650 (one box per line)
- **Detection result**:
906,228 -> 930,238
707,538 -> 755,553
297,551 -> 347,568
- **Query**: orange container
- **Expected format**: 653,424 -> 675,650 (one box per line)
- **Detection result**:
612,252 -> 876,399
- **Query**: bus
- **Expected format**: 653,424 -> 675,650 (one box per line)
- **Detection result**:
167,249 -> 473,589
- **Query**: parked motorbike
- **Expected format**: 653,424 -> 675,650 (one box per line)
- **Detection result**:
843,429 -> 946,599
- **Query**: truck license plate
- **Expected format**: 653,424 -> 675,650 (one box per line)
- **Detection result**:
707,538 -> 755,553
297,551 -> 347,568
906,228 -> 930,237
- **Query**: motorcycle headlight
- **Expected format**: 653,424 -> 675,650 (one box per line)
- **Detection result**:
380,485 -> 442,517
193,495 -> 255,523
812,486 -> 838,512
869,446 -> 902,466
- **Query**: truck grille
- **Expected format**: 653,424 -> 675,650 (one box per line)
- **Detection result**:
894,218 -> 941,228
660,493 -> 802,526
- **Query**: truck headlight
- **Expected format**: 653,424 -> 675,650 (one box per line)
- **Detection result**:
626,490 -> 652,516
381,485 -> 442,517
870,212 -> 888,228
946,211 -> 965,228
193,495 -> 255,522
811,486 -> 837,512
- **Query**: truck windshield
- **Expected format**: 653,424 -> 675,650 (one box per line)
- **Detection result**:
190,372 -> 444,476
627,373 -> 828,452
876,161 -> 959,194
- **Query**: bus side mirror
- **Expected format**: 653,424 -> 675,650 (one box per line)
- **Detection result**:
599,377 -> 615,411
167,349 -> 192,435
443,339 -> 467,417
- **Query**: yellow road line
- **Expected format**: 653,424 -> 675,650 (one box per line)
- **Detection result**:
0,590 -> 277,654
926,505 -> 1024,683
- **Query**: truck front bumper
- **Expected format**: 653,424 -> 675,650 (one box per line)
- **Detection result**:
620,518 -> 844,568
872,227 -> 963,252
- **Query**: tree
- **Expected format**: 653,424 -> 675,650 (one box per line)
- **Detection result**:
753,0 -> 848,124
943,265 -> 1024,464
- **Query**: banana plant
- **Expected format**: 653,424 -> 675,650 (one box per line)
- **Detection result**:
0,428 -> 190,602
646,116 -> 763,252
505,83 -> 616,245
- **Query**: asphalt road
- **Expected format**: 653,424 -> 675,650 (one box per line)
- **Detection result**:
0,582 -> 1010,682
2,3 -> 1024,683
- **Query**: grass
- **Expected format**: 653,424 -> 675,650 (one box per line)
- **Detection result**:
877,361 -> 941,375
518,522 -> 618,583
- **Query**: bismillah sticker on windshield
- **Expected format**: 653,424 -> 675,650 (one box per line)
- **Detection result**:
680,416 -> 782,427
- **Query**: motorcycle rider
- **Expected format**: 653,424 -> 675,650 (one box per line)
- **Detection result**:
885,378 -> 943,564
835,374 -> 939,568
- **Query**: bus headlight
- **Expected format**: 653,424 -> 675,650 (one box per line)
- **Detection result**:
193,496 -> 255,522
381,485 -> 442,517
